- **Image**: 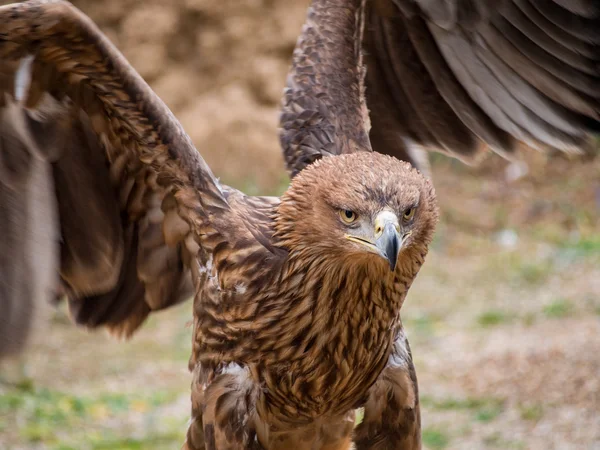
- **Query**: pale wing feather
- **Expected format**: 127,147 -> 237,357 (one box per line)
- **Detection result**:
364,0 -> 600,162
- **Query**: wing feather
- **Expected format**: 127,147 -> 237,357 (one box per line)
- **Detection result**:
0,144 -> 58,358
378,14 -> 478,154
279,0 -> 600,174
395,0 -> 600,158
476,17 -> 599,119
279,0 -> 373,176
498,3 -> 598,76
512,0 -> 596,57
528,0 -> 600,42
0,0 -> 235,346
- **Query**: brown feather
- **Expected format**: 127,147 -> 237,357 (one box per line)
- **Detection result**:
0,0 -> 224,341
279,0 -> 373,176
354,328 -> 421,449
281,0 -> 599,175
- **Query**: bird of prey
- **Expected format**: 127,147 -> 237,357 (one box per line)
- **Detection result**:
0,0 -> 598,449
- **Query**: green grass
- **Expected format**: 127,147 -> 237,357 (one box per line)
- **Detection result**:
515,260 -> 553,285
543,299 -> 574,318
84,432 -> 184,450
519,403 -> 544,422
421,395 -> 503,412
0,384 -> 185,449
560,235 -> 600,257
477,310 -> 514,327
422,428 -> 450,449
421,395 -> 504,423
474,403 -> 503,423
406,313 -> 439,336
42,431 -> 185,450
483,432 -> 526,449
484,252 -> 555,287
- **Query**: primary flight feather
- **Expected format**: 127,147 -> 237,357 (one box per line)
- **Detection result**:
0,0 -> 598,449
281,0 -> 600,175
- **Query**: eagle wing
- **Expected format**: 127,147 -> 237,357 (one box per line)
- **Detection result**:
281,0 -> 600,175
0,0 -> 241,356
279,0 -> 374,176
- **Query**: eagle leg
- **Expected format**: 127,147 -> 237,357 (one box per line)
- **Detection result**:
353,328 -> 421,449
185,363 -> 260,450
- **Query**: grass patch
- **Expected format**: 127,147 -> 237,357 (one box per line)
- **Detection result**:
560,235 -> 600,257
474,403 -> 503,423
543,299 -> 573,318
406,313 -> 439,336
485,252 -> 554,287
484,432 -> 526,449
519,403 -> 544,422
0,384 -> 184,449
516,261 -> 553,285
422,428 -> 450,449
421,395 -> 504,423
477,310 -> 514,327
87,431 -> 184,450
43,430 -> 185,450
421,396 -> 503,411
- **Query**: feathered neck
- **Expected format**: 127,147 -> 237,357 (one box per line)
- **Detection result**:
255,236 -> 427,419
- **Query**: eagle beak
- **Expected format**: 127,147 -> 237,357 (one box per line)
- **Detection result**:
345,211 -> 405,271
374,218 -> 402,272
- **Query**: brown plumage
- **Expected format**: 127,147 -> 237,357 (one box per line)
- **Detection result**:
0,0 -> 598,448
185,155 -> 436,449
281,0 -> 600,176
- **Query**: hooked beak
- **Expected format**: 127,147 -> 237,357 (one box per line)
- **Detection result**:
345,211 -> 405,272
375,222 -> 402,271
374,214 -> 402,272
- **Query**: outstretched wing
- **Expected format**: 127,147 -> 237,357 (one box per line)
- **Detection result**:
280,0 -> 600,175
279,0 -> 374,177
0,0 -> 231,357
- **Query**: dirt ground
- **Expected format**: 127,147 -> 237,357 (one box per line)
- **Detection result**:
0,1 -> 599,449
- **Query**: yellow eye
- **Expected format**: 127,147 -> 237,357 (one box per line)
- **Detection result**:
339,209 -> 357,224
403,207 -> 416,221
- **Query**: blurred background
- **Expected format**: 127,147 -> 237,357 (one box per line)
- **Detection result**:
0,0 -> 598,449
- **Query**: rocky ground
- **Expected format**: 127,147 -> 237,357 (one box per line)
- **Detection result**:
1,1 -> 599,449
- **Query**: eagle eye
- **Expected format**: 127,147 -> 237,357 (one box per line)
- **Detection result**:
403,207 -> 416,221
339,209 -> 358,224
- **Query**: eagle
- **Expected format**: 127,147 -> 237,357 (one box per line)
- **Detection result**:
0,0 -> 598,449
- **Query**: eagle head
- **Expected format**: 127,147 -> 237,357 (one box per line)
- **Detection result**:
275,152 -> 439,273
